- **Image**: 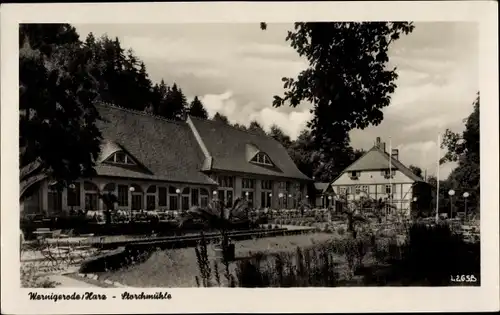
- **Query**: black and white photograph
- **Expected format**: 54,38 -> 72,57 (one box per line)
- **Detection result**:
2,1 -> 499,314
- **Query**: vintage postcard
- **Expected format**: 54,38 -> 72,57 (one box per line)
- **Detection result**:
1,1 -> 499,314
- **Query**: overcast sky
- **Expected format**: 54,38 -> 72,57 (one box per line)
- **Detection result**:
73,22 -> 479,179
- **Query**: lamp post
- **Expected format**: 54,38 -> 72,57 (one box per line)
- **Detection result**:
463,192 -> 470,221
278,192 -> 284,209
288,194 -> 292,210
245,191 -> 249,200
413,196 -> 418,217
327,195 -> 332,209
129,186 -> 135,221
448,189 -> 455,219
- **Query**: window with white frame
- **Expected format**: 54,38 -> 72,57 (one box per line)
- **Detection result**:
385,184 -> 392,194
191,188 -> 199,207
242,178 -> 255,189
362,185 -> 369,193
146,185 -> 156,210
67,182 -> 81,207
104,151 -> 136,166
182,187 -> 190,210
48,184 -> 62,213
217,176 -> 234,188
261,180 -> 273,190
383,169 -> 396,177
261,180 -> 273,208
355,185 -> 361,194
168,186 -> 179,210
158,187 -> 167,207
242,178 -> 255,207
84,181 -> 99,210
251,152 -> 274,166
200,189 -> 209,208
130,184 -> 143,210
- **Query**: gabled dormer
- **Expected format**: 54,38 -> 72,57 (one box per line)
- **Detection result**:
104,151 -> 137,166
99,140 -> 141,167
250,151 -> 274,167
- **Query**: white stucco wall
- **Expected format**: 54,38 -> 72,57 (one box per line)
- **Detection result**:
332,169 -> 415,213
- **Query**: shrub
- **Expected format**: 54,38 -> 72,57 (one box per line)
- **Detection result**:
235,244 -> 339,287
267,224 -> 273,230
370,223 -> 480,286
21,264 -> 60,288
337,227 -> 345,235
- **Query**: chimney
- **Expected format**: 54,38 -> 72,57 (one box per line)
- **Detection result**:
376,137 -> 381,146
382,142 -> 386,152
391,149 -> 399,160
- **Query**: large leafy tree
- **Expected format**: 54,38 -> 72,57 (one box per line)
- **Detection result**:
263,22 -> 414,181
20,24 -> 102,198
440,93 -> 480,212
188,96 -> 209,119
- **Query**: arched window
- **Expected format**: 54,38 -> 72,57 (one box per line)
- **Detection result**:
130,184 -> 143,210
48,183 -> 62,214
200,188 -> 209,208
158,186 -> 167,207
168,186 -> 179,210
67,182 -> 81,208
146,185 -> 157,210
84,181 -> 99,210
117,184 -> 129,207
181,187 -> 190,210
191,188 -> 199,207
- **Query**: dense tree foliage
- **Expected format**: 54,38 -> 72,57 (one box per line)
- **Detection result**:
212,112 -> 230,124
262,22 -> 414,184
440,93 -> 480,212
19,24 -> 199,199
189,96 -> 209,119
268,124 -> 292,149
20,24 -> 102,197
248,121 -> 266,135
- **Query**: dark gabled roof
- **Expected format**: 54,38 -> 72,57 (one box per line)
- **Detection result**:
188,117 -> 311,181
343,145 -> 424,182
95,104 -> 216,186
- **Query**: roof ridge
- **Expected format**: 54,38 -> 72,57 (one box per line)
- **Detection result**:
190,115 -> 277,140
97,102 -> 185,125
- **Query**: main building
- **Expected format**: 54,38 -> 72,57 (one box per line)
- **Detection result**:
21,104 -> 311,215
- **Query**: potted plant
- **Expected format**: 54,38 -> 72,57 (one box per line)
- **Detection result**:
178,197 -> 251,262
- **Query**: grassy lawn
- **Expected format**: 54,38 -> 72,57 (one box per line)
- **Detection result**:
95,233 -> 339,287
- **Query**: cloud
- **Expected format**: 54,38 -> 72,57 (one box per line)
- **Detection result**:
201,91 -> 312,140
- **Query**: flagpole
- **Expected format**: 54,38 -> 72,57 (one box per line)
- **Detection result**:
436,133 -> 440,224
